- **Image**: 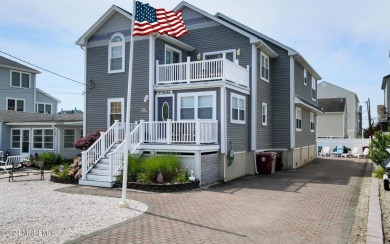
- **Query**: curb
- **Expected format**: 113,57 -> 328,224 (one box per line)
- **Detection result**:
366,177 -> 384,243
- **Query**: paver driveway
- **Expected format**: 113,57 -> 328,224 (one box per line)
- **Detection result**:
63,158 -> 367,244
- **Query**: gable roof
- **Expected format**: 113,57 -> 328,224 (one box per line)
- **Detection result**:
0,110 -> 82,123
36,88 -> 61,103
318,81 -> 359,103
381,74 -> 390,90
318,98 -> 346,112
0,55 -> 40,74
76,5 -> 195,51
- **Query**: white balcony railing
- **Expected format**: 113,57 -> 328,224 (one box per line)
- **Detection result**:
156,57 -> 249,87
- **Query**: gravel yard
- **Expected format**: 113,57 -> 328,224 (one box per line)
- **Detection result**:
0,173 -> 147,244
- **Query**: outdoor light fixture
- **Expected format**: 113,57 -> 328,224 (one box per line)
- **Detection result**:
236,48 -> 241,57
144,95 -> 149,103
196,53 -> 202,60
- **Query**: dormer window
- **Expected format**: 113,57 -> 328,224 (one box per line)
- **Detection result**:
108,33 -> 125,73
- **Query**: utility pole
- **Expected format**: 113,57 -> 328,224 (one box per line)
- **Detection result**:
366,98 -> 373,139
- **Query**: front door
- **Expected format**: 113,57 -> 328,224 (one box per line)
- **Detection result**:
21,129 -> 30,154
157,96 -> 174,121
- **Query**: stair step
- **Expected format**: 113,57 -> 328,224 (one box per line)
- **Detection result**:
90,168 -> 109,174
79,179 -> 115,188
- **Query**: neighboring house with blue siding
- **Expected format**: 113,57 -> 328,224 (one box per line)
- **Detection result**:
76,2 -> 322,187
0,55 -> 83,159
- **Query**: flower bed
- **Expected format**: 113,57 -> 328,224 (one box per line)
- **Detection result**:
50,174 -> 78,184
114,181 -> 199,193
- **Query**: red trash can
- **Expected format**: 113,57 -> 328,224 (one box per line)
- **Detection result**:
256,152 -> 275,175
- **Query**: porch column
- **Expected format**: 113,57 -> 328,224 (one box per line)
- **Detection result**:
166,119 -> 172,144
186,56 -> 191,83
195,121 -> 201,145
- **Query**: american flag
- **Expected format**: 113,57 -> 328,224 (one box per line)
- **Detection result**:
132,1 -> 189,38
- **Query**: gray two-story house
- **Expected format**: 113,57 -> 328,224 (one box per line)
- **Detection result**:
0,55 -> 82,159
76,2 -> 322,187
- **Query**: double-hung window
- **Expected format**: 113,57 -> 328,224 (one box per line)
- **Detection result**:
312,77 -> 316,101
33,129 -> 53,149
11,71 -> 30,88
231,93 -> 245,124
11,129 -> 21,148
108,33 -> 125,73
260,52 -> 269,82
296,107 -> 302,131
64,129 -> 76,149
107,98 -> 124,127
36,103 -> 52,114
304,69 -> 307,86
310,113 -> 315,132
7,98 -> 24,111
178,92 -> 216,120
262,103 -> 267,126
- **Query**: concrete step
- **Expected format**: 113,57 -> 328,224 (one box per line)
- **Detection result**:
79,179 -> 115,188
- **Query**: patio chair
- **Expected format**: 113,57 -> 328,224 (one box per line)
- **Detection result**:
353,147 -> 369,159
362,148 -> 369,158
330,146 -> 344,157
350,147 -> 361,158
319,146 -> 330,157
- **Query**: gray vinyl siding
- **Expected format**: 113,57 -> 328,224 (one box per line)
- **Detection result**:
260,40 -> 291,149
257,50 -> 272,149
36,91 -> 58,114
58,125 -> 82,159
0,67 -> 36,112
86,39 -> 150,133
0,123 -> 11,153
295,109 -> 316,147
294,60 -> 313,102
226,89 -> 249,151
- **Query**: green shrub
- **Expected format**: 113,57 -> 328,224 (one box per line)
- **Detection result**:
369,131 -> 390,167
117,155 -> 143,184
38,152 -> 68,169
374,166 -> 385,179
52,165 -> 60,175
174,168 -> 189,183
57,164 -> 70,180
142,154 -> 180,182
136,172 -> 152,184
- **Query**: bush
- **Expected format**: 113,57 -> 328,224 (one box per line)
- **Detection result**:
142,154 -> 180,182
74,130 -> 103,150
57,164 -> 70,180
369,131 -> 390,167
374,166 -> 386,179
117,155 -> 142,183
174,168 -> 190,183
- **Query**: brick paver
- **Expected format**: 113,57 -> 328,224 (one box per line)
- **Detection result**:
62,158 -> 367,244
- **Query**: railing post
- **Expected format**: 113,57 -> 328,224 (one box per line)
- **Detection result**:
155,60 -> 160,85
81,151 -> 86,179
140,120 -> 145,143
195,121 -> 201,145
167,119 -> 172,144
108,153 -> 113,182
100,131 -> 106,156
186,56 -> 191,83
114,120 -> 119,143
222,59 -> 226,81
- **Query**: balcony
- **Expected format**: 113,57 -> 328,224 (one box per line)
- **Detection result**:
156,58 -> 249,88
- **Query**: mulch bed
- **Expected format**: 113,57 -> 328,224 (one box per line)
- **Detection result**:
114,181 -> 200,193
50,174 -> 78,185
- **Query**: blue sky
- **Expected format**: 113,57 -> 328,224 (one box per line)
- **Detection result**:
0,0 -> 389,127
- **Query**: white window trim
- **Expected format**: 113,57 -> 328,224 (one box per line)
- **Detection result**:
108,32 -> 125,74
262,103 -> 267,126
10,70 -> 31,89
177,91 -> 216,121
10,128 -> 21,149
260,51 -> 270,83
165,44 -> 182,64
312,77 -> 317,101
63,128 -> 76,150
107,98 -> 125,128
32,128 -> 54,150
36,102 -> 52,114
304,69 -> 307,86
203,49 -> 237,62
296,107 -> 302,131
230,93 -> 246,124
6,97 -> 25,112
310,112 -> 315,132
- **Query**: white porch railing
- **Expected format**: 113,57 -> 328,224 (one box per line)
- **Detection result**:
142,120 -> 218,144
108,123 -> 142,181
156,57 -> 249,87
81,120 -> 135,180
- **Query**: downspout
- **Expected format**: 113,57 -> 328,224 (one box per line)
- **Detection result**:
33,75 -> 36,112
83,46 -> 87,137
251,44 -> 258,174
221,86 -> 227,181
290,56 -> 296,169
148,35 -> 156,122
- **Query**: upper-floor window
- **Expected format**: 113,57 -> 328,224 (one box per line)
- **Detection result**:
11,71 -> 30,88
260,52 -> 269,82
108,33 -> 125,73
262,103 -> 267,126
231,93 -> 245,124
178,91 -> 216,120
312,77 -> 316,101
304,69 -> 307,86
203,49 -> 236,62
296,107 -> 302,131
165,45 -> 182,64
7,98 -> 24,111
36,103 -> 52,114
310,112 -> 315,132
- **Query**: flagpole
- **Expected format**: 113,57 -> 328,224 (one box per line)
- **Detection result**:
119,0 -> 137,208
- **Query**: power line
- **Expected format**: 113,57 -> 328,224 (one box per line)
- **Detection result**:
0,51 -> 84,85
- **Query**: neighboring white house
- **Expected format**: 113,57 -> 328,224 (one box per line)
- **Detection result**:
317,98 -> 347,138
317,81 -> 361,138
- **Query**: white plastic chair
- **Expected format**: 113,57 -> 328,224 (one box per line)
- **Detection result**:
319,146 -> 330,157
